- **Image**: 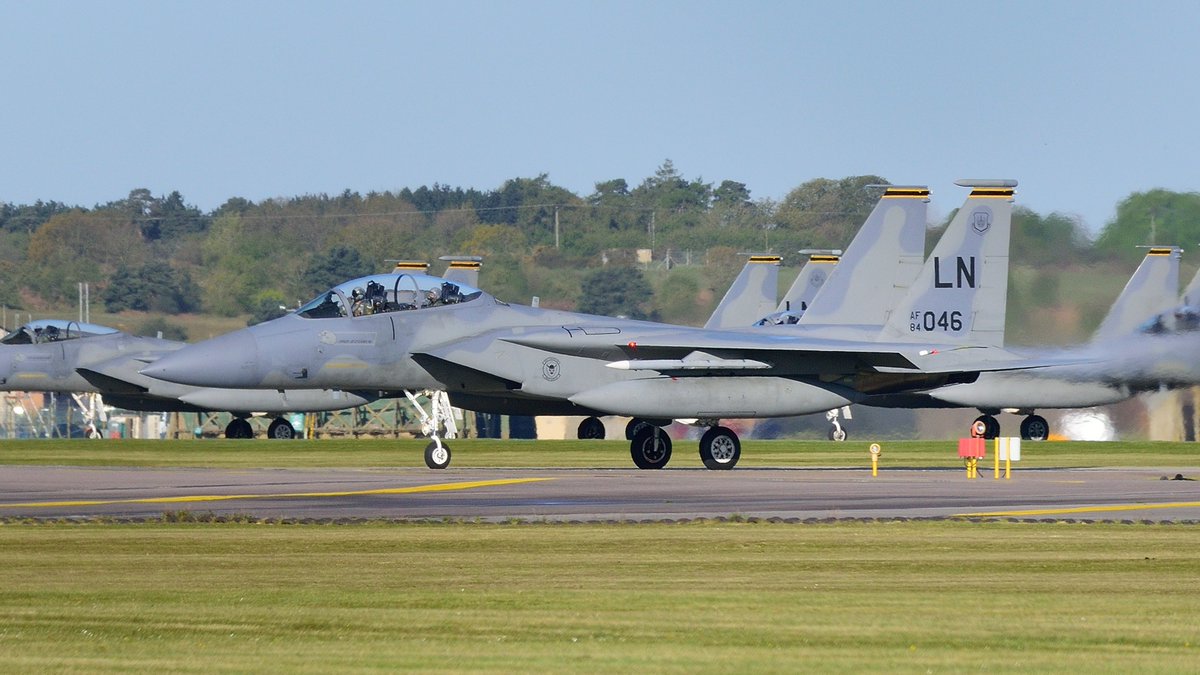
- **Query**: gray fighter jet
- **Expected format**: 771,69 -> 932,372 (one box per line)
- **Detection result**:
145,181 -> 1027,468
0,319 -> 378,438
862,246 -> 1188,439
705,255 -> 781,329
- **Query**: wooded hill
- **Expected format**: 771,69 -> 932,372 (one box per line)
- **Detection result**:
3,161 -> 1198,345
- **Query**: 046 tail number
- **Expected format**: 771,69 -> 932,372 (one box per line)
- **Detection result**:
910,310 -> 963,332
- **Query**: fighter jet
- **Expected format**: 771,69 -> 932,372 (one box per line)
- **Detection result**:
861,246 -> 1188,439
705,255 -> 781,329
754,250 -> 841,327
0,319 -> 378,438
144,180 -> 1025,469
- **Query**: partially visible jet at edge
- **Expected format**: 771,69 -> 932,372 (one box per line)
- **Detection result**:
861,246 -> 1185,439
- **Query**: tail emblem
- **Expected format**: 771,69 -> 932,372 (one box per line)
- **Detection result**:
971,210 -> 991,234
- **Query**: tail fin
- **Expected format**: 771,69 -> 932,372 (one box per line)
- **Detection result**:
1181,266 -> 1200,308
881,180 -> 1017,347
777,251 -> 840,314
1092,247 -> 1180,340
798,185 -> 928,328
440,256 -> 483,287
704,255 -> 780,329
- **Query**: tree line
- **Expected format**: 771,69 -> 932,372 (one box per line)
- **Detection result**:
1,161 -> 1196,336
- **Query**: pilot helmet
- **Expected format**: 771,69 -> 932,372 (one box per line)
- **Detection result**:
352,287 -> 365,300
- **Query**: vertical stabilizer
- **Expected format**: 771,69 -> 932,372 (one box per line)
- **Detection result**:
778,251 -> 840,314
881,180 -> 1016,346
1092,247 -> 1180,341
704,255 -> 780,329
798,186 -> 928,328
440,256 -> 483,287
1181,266 -> 1200,308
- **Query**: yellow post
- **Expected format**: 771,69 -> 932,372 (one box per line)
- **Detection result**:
1005,453 -> 1011,480
869,443 -> 881,477
993,437 -> 1000,479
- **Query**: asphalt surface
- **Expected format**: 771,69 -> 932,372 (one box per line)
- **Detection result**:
3,465 -> 1200,522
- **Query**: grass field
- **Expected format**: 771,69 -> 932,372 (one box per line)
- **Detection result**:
1,522 -> 1198,672
1,437 -> 1199,470
2,439 -> 1199,672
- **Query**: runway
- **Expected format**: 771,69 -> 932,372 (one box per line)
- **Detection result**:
3,465 -> 1200,522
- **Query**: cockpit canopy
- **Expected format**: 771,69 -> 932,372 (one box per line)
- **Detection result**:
296,273 -> 484,319
0,319 -> 120,345
754,310 -> 804,327
1137,305 -> 1200,336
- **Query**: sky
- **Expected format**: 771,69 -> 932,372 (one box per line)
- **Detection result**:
2,0 -> 1199,234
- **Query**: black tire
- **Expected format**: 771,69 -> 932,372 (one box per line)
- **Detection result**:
1020,414 -> 1050,441
827,425 -> 847,442
625,418 -> 649,440
225,418 -> 254,439
699,426 -> 740,470
267,417 -> 296,440
424,441 -> 451,469
973,414 -> 1000,440
577,416 -> 606,440
630,426 -> 672,469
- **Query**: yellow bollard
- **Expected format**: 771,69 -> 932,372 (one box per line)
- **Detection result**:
993,437 -> 1000,479
869,443 -> 881,477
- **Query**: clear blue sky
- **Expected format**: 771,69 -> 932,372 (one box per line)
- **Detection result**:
2,0 -> 1198,233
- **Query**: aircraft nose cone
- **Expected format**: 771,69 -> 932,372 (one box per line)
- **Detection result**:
141,330 -> 261,387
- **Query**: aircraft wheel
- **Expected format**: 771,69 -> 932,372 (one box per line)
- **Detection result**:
577,416 -> 606,440
424,441 -> 451,469
625,418 -> 649,440
828,425 -> 847,442
699,426 -> 740,470
225,418 -> 254,439
972,414 -> 1000,440
1020,414 -> 1050,441
630,426 -> 672,469
267,417 -> 296,440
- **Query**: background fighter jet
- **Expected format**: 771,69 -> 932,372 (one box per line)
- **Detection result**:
754,250 -> 841,327
862,246 -> 1189,439
704,255 -> 781,329
146,181 -> 1026,469
0,319 -> 378,438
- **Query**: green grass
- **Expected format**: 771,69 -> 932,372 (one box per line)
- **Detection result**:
1,438 -> 1199,470
0,522 -> 1197,672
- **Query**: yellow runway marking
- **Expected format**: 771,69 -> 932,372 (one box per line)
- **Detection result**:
0,477 -> 553,510
957,500 -> 1200,518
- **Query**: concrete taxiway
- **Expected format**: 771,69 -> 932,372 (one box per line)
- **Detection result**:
2,465 -> 1200,522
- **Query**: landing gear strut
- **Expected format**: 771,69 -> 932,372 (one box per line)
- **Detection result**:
825,406 -> 851,441
405,390 -> 459,469
630,425 -> 672,469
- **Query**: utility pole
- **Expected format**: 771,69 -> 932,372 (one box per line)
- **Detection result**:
554,207 -> 560,249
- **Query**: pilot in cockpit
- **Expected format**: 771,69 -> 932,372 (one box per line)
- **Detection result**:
351,287 -> 366,316
364,281 -> 386,314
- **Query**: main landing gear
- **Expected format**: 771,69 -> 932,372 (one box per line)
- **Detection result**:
970,412 -> 1050,441
577,416 -> 606,439
223,416 -> 299,439
626,418 -> 742,470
